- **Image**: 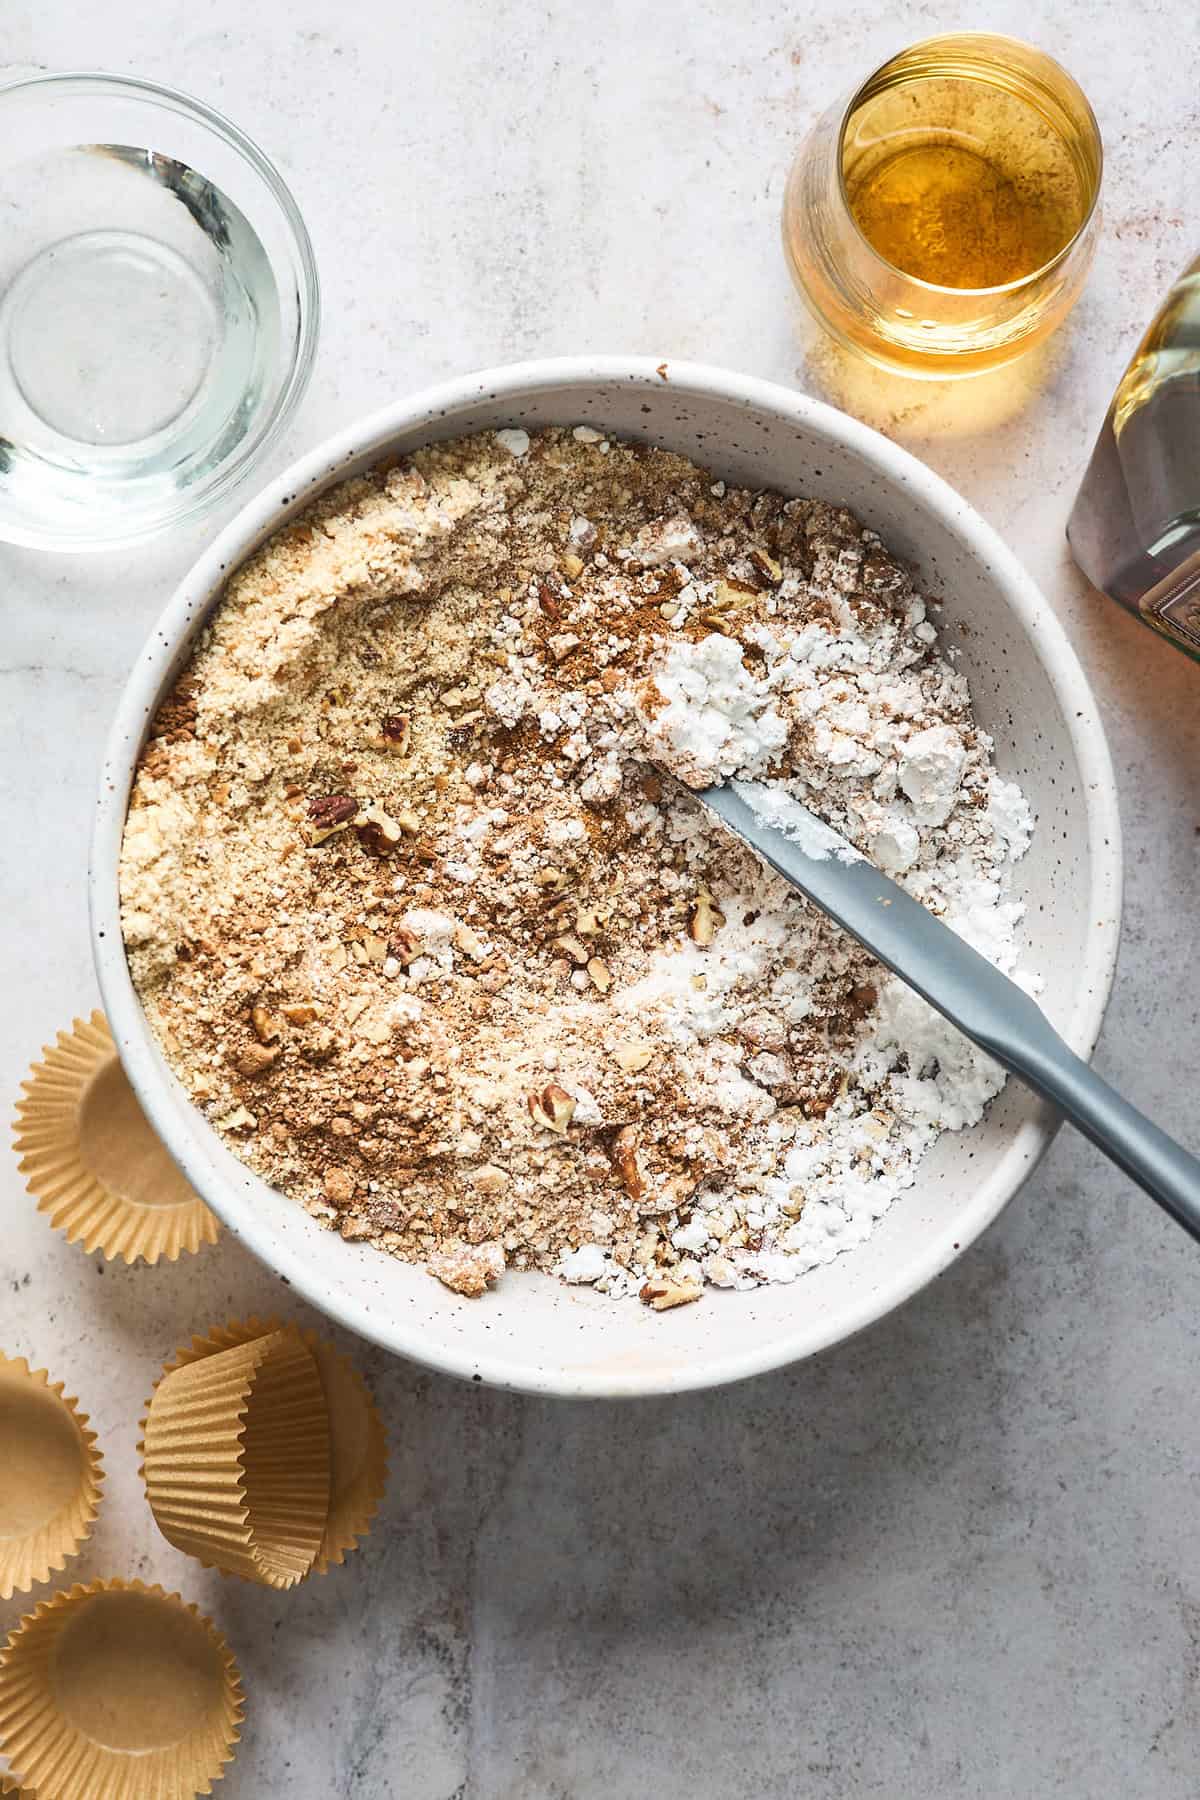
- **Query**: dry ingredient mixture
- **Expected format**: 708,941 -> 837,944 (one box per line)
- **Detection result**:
120,426 -> 1034,1307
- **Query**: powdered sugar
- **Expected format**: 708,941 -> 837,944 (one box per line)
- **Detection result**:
494,427 -> 530,458
557,1243 -> 609,1284
638,633 -> 788,783
897,724 -> 968,825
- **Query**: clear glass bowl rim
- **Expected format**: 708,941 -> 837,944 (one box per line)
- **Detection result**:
0,69 -> 321,549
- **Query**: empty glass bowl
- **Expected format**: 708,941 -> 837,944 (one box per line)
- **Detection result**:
0,73 -> 319,551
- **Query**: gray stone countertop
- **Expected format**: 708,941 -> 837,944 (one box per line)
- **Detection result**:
3,2 -> 1198,1794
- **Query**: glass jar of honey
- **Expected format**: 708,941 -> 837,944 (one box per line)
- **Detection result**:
782,33 -> 1103,379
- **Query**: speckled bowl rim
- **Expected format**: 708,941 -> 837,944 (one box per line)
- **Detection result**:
89,356 -> 1123,1397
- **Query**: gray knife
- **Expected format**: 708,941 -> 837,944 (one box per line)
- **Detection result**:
695,780 -> 1200,1244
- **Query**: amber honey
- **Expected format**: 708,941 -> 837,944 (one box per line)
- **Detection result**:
782,35 -> 1103,377
843,73 -> 1089,290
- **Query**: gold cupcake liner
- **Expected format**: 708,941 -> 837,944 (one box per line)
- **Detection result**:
12,1011 -> 220,1264
0,1578 -> 243,1800
302,1327 -> 389,1575
0,1354 -> 104,1601
144,1317 -> 386,1581
142,1326 -> 333,1589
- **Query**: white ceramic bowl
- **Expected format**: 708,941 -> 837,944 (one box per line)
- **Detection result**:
91,358 -> 1122,1397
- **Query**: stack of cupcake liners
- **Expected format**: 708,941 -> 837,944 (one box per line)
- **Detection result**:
142,1319 -> 388,1585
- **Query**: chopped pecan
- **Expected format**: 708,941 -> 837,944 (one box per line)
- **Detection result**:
387,927 -> 421,967
377,714 -> 410,751
688,888 -> 726,946
527,1083 -> 576,1134
639,1278 -> 703,1311
586,957 -> 612,993
307,793 -> 358,844
355,803 -> 404,856
308,793 -> 358,828
610,1124 -> 645,1200
748,547 -> 783,588
250,1005 -> 280,1044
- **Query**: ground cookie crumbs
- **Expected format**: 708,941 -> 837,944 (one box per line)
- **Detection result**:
120,427 -> 1034,1303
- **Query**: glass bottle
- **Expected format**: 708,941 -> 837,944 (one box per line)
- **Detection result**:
1068,254 -> 1200,661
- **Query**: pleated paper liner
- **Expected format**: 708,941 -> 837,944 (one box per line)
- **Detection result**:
142,1326 -> 333,1588
12,1011 -> 220,1264
301,1325 -> 388,1575
0,1354 -> 104,1601
159,1318 -> 388,1576
144,1318 -> 386,1581
0,1579 -> 243,1799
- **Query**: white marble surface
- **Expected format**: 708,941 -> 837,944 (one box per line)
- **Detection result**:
3,3 -> 1200,1795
